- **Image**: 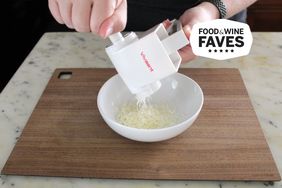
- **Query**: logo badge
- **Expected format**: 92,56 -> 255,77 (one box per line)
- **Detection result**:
190,19 -> 253,60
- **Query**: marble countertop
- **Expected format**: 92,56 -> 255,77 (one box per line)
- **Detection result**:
0,32 -> 281,188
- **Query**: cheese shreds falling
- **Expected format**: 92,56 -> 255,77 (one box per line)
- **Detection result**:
116,102 -> 179,129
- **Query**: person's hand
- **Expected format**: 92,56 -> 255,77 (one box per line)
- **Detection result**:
179,2 -> 220,63
48,0 -> 127,38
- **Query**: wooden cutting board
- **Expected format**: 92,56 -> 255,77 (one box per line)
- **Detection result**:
2,68 -> 280,181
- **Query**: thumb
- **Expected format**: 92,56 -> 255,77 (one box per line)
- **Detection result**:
179,24 -> 196,63
183,24 -> 193,40
99,0 -> 127,38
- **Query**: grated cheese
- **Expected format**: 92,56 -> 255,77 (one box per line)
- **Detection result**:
116,101 -> 179,129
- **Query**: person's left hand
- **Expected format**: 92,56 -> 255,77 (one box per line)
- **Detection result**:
179,2 -> 220,63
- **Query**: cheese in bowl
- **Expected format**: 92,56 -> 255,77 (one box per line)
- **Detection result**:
116,102 -> 180,129
97,73 -> 204,142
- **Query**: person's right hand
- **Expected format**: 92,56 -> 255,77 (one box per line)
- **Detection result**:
48,0 -> 127,38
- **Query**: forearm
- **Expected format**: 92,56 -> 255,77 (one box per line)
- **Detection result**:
223,0 -> 257,18
197,0 -> 257,20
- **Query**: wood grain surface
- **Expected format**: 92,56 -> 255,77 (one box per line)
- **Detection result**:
2,68 -> 280,181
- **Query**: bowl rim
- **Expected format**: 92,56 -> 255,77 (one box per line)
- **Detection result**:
97,73 -> 204,132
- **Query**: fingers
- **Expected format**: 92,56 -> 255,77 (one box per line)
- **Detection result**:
161,19 -> 195,63
183,25 -> 192,40
179,45 -> 196,63
90,0 -> 117,34
99,0 -> 127,38
162,19 -> 172,29
57,0 -> 73,28
48,0 -> 127,36
48,0 -> 64,24
72,0 -> 92,32
179,25 -> 196,63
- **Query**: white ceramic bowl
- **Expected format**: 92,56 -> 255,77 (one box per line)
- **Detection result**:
97,73 -> 204,142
